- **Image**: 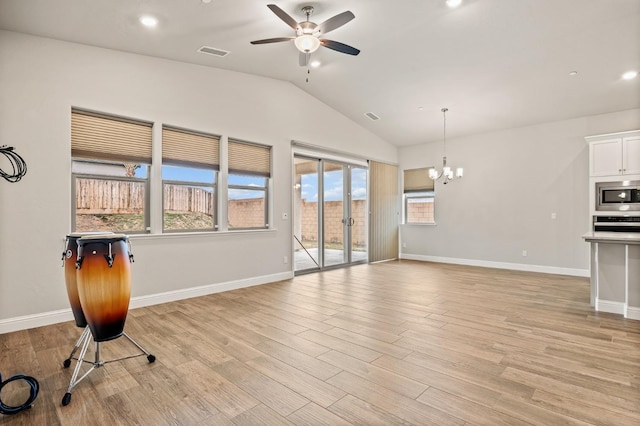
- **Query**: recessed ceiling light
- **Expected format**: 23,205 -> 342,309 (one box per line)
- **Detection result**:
418,106 -> 425,111
568,71 -> 578,76
446,0 -> 463,8
201,0 -> 212,3
622,70 -> 638,80
139,15 -> 158,28
310,60 -> 321,68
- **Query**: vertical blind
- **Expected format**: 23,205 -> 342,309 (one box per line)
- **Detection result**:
228,139 -> 271,177
162,126 -> 220,169
71,109 -> 152,163
369,161 -> 399,262
403,167 -> 433,192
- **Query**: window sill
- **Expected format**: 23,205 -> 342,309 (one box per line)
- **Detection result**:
128,228 -> 277,241
402,222 -> 437,226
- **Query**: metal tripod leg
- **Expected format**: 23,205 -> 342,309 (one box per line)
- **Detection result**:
61,329 -> 99,406
122,333 -> 156,363
62,326 -> 90,369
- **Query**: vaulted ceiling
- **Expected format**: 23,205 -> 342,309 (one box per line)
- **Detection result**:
1,0 -> 638,146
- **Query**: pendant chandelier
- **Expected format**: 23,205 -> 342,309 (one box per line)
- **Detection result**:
429,107 -> 463,184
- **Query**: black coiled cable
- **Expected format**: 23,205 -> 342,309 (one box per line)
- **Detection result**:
0,372 -> 40,415
0,145 -> 28,183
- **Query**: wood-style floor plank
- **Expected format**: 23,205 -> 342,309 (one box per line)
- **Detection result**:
1,260 -> 639,425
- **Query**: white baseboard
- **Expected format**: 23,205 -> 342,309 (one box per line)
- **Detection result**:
0,271 -> 293,335
595,299 -> 626,316
0,309 -> 76,335
399,254 -> 589,277
626,306 -> 640,321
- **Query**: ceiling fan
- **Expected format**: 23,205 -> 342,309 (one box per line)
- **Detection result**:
250,4 -> 360,67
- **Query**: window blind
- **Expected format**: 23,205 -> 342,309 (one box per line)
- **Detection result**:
162,126 -> 220,169
369,161 -> 399,262
403,167 -> 433,192
228,139 -> 271,177
71,110 -> 152,163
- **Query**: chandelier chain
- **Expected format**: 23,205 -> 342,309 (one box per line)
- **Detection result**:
442,107 -> 448,157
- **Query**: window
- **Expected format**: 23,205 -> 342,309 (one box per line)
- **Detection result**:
71,110 -> 152,233
403,167 -> 435,224
162,126 -> 219,232
71,110 -> 276,234
228,139 -> 271,229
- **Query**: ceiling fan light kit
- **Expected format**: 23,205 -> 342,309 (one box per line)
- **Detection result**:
294,34 -> 320,53
251,4 -> 360,65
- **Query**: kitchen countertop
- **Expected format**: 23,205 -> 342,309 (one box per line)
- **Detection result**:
582,231 -> 640,244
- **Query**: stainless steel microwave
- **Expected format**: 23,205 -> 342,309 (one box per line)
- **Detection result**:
596,180 -> 640,211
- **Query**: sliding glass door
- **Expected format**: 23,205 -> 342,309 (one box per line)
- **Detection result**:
293,157 -> 320,270
323,161 -> 346,268
294,155 -> 368,274
350,166 -> 368,264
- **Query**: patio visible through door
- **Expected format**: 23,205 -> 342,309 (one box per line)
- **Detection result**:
293,155 -> 368,274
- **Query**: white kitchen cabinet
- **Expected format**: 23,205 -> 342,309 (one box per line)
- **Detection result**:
623,135 -> 640,175
586,130 -> 640,177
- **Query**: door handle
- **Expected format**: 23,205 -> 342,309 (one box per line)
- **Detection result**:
349,217 -> 355,226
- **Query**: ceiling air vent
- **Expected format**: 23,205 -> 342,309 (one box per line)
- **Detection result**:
364,112 -> 381,121
197,46 -> 230,57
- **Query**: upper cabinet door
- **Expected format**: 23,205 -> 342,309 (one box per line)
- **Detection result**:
589,138 -> 622,177
623,136 -> 640,175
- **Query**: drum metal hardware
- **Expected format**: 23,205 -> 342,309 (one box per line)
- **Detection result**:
104,242 -> 114,267
104,254 -> 115,268
127,239 -> 135,263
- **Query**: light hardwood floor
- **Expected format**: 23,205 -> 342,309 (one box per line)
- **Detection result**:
1,260 -> 639,425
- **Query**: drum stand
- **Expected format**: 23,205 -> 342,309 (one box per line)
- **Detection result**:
61,328 -> 155,406
62,326 -> 91,368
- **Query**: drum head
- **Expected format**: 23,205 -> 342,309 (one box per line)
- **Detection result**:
67,231 -> 114,239
77,234 -> 128,245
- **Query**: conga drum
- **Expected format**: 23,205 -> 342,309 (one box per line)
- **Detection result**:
62,232 -> 113,328
76,234 -> 134,342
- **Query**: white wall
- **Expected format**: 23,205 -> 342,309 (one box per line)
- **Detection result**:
0,31 -> 397,331
399,109 -> 640,276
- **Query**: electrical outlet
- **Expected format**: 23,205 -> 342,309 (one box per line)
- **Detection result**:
551,212 -> 557,219
283,255 -> 288,264
402,242 -> 407,248
522,250 -> 528,257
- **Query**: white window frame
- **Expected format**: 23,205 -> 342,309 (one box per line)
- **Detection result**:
72,159 -> 151,234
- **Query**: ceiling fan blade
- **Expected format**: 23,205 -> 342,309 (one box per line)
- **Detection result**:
318,11 -> 355,34
320,39 -> 360,56
267,4 -> 299,31
250,37 -> 295,45
299,52 -> 310,67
